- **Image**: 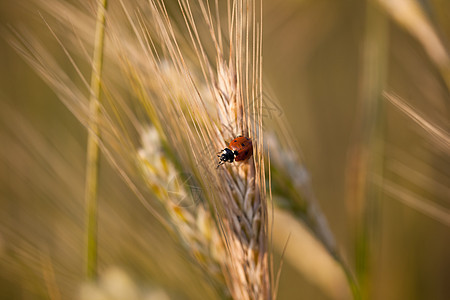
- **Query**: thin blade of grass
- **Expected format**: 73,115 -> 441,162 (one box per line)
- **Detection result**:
85,0 -> 108,281
347,1 -> 388,298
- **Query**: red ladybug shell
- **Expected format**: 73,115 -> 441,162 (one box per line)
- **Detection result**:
228,136 -> 253,161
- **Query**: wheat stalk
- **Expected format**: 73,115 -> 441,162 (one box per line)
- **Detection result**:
116,0 -> 269,298
137,126 -> 229,296
7,0 -> 271,298
84,0 -> 108,281
145,1 -> 269,298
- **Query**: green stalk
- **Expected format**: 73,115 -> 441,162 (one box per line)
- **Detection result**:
85,0 -> 108,281
335,254 -> 361,300
353,1 -> 388,298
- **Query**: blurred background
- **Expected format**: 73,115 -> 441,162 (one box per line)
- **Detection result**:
1,0 -> 449,299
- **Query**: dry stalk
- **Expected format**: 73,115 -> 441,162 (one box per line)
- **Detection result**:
267,128 -> 361,299
266,131 -> 337,257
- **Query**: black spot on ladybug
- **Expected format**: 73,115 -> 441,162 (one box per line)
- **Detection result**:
234,139 -> 237,142
243,150 -> 248,156
241,143 -> 245,146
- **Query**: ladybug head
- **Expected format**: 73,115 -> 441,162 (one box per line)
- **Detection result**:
217,148 -> 238,168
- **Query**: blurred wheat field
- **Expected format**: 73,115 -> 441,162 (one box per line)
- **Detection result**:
1,0 -> 450,300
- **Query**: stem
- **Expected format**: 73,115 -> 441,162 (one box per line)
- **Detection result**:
352,0 -> 388,298
85,0 -> 108,281
334,254 -> 362,300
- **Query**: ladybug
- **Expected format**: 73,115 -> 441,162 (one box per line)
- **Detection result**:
217,136 -> 253,168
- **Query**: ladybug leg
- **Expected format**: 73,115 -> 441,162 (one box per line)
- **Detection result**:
217,151 -> 226,160
217,148 -> 226,155
216,160 -> 225,169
